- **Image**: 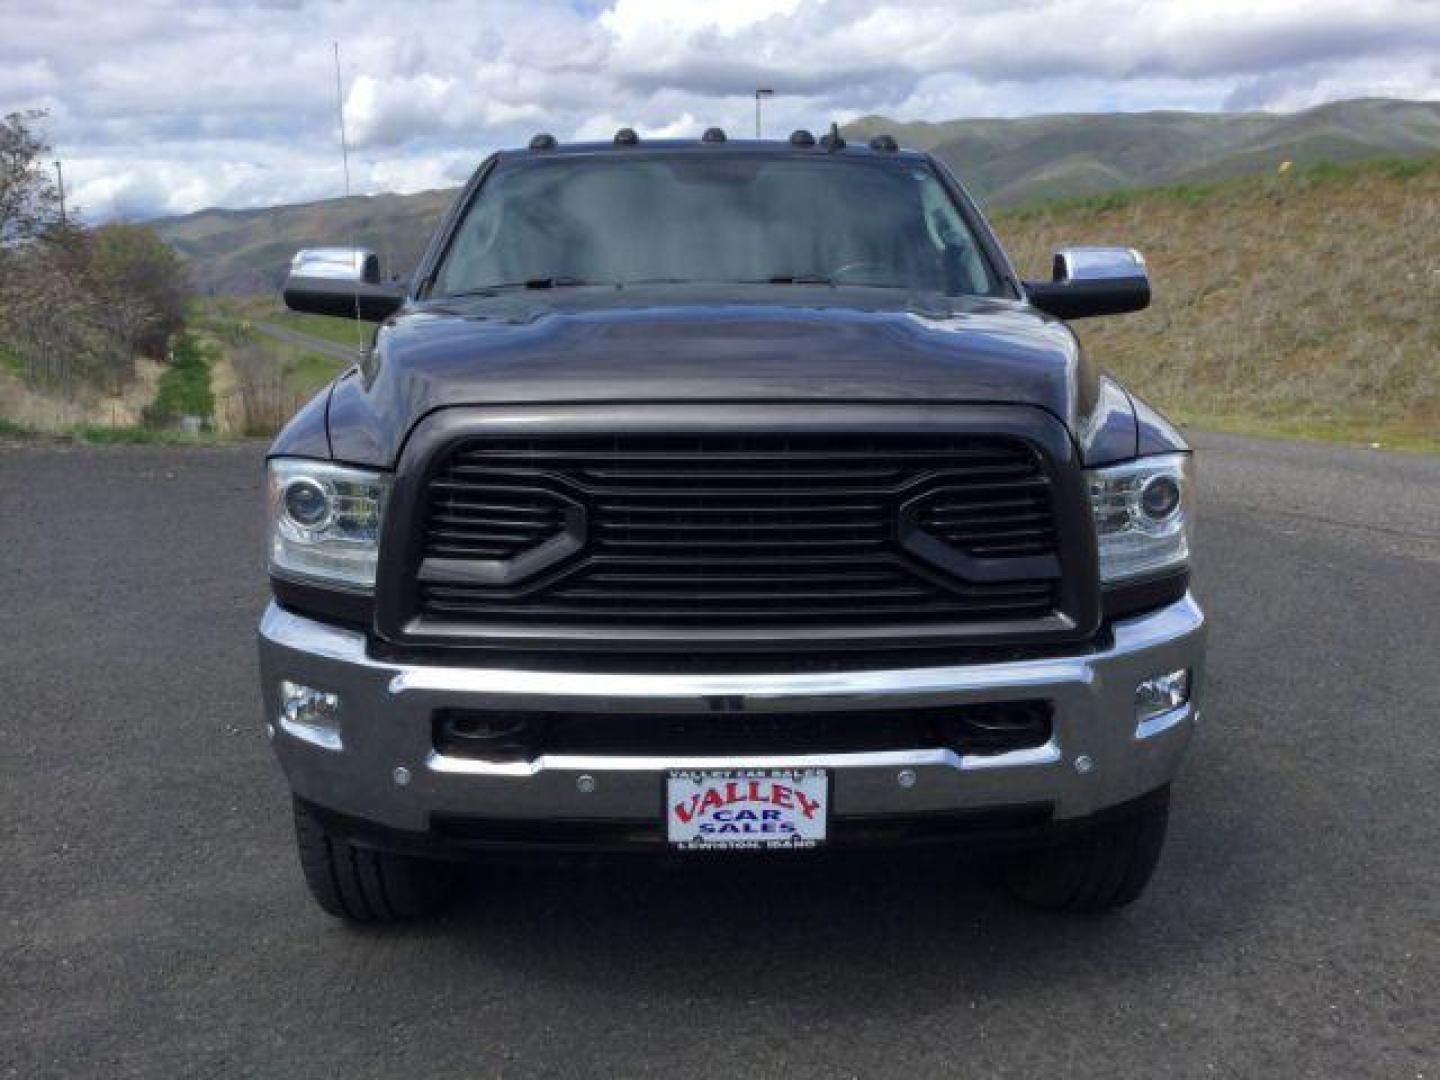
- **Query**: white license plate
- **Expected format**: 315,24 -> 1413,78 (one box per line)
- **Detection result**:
666,769 -> 828,850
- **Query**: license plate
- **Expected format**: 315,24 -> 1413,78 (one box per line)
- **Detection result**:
666,769 -> 828,850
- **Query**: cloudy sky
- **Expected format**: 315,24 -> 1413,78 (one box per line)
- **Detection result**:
6,0 -> 1439,221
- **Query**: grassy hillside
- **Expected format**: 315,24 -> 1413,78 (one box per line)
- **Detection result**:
992,156 -> 1440,450
846,98 -> 1440,207
158,188 -> 455,295
153,98 -> 1440,295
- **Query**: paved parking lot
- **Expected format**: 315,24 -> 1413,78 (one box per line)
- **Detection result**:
2,433 -> 1437,1078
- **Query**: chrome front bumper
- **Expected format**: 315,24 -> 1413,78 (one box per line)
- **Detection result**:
258,596 -> 1206,835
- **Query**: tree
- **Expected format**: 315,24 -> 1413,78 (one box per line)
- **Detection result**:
0,112 -> 192,403
0,110 -> 60,246
88,223 -> 188,358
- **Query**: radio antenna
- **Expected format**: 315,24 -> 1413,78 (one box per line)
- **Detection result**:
333,41 -> 364,347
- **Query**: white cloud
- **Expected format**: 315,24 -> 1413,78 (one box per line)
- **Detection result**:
4,0 -> 1437,220
601,0 -> 805,38
0,59 -> 61,100
572,110 -> 705,140
345,71 -> 548,148
362,150 -> 486,193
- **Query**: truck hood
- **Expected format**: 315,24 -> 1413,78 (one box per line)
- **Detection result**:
322,285 -> 1139,466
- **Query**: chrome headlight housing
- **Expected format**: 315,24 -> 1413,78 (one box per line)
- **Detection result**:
267,459 -> 390,590
1086,453 -> 1192,584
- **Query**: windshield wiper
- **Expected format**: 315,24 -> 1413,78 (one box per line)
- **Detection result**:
751,274 -> 836,286
516,276 -> 594,289
442,276 -> 596,297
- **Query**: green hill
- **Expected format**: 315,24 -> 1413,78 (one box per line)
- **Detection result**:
157,189 -> 455,295
845,97 -> 1440,204
152,98 -> 1440,297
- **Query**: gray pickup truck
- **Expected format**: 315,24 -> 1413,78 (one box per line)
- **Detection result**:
261,127 -> 1205,921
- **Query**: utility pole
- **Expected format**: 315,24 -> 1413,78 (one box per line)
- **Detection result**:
53,160 -> 66,226
754,88 -> 774,138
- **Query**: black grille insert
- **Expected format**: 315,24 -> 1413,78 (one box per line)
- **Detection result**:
408,433 -> 1063,638
913,484 -> 1056,557
423,480 -> 569,560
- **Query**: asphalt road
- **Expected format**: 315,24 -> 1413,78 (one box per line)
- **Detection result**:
2,432 -> 1437,1079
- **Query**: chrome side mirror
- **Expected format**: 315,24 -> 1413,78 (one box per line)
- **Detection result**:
1024,246 -> 1151,320
283,247 -> 404,322
289,247 -> 381,283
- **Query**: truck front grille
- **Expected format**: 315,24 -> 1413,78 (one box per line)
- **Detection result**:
401,432 -> 1066,646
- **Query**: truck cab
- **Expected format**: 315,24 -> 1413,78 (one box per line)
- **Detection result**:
261,129 -> 1204,921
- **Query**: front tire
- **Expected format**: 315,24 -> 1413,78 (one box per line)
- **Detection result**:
1004,786 -> 1170,913
293,799 -> 458,922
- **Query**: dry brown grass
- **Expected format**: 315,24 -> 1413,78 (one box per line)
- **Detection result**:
0,356 -> 165,432
187,303 -> 348,436
993,157 -> 1440,449
221,338 -> 321,437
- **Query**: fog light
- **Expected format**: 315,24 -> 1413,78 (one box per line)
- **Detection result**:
1135,669 -> 1190,723
278,679 -> 342,749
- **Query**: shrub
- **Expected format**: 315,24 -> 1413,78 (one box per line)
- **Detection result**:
146,333 -> 215,424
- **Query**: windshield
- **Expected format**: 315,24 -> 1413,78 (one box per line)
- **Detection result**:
431,154 -> 1002,297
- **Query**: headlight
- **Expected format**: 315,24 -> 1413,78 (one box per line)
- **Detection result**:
1086,453 -> 1191,583
267,459 -> 390,589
